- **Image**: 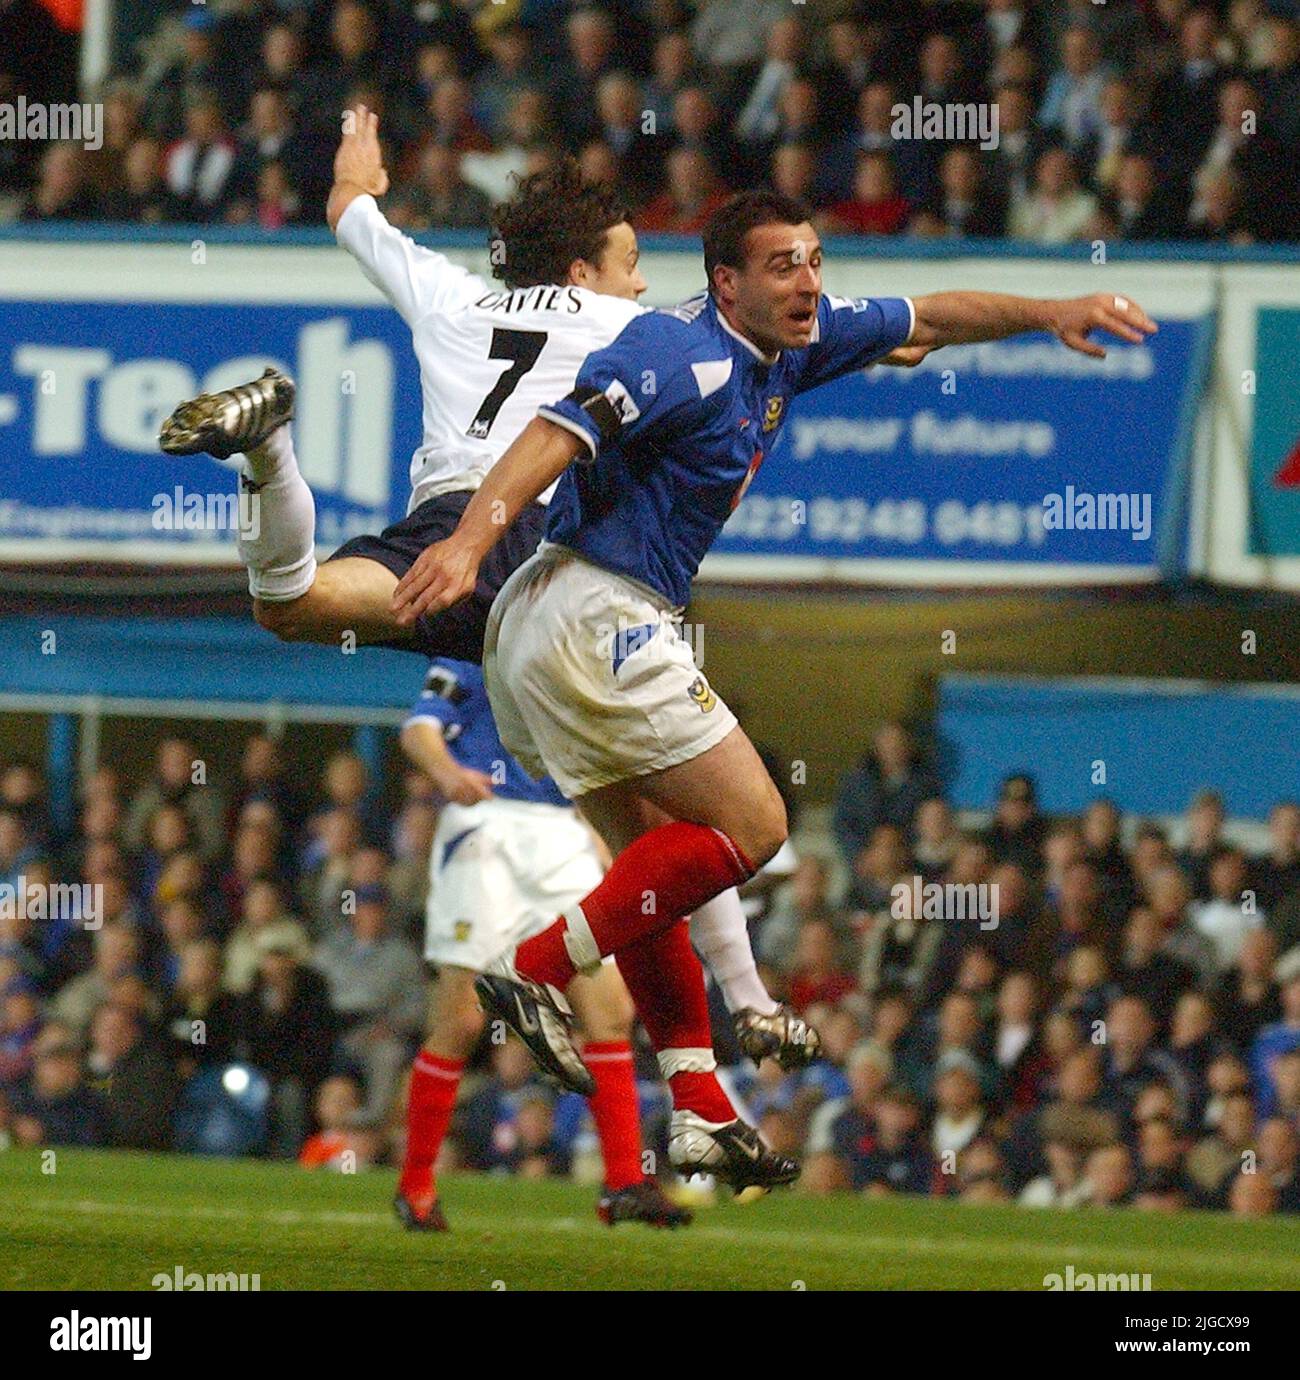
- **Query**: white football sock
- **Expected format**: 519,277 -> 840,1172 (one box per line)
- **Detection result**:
236,423 -> 317,601
689,888 -> 779,1016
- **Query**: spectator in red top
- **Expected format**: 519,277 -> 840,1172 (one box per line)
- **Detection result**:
821,151 -> 910,235
787,918 -> 857,1014
635,147 -> 729,232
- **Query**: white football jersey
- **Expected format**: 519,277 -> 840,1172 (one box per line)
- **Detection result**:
336,194 -> 645,512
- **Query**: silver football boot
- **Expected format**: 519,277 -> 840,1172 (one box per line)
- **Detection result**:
158,366 -> 295,461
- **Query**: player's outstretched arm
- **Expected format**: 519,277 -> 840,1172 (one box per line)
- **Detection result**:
391,416 -> 585,625
908,291 -> 1156,359
326,103 -> 389,233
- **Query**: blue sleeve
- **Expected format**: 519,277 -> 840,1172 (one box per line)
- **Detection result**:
539,312 -> 700,459
794,294 -> 915,395
404,660 -> 469,734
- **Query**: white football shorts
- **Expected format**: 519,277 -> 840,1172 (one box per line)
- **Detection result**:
483,543 -> 738,800
423,795 -> 604,970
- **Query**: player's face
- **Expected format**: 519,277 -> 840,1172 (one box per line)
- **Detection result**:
729,221 -> 823,354
574,221 -> 647,301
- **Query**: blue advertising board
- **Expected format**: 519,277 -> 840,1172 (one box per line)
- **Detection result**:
715,317 -> 1208,579
0,298 -> 422,557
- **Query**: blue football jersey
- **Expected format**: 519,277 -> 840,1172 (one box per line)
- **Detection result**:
538,290 -> 914,607
406,658 -> 568,807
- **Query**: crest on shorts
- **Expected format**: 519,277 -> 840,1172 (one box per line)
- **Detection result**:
453,920 -> 472,942
687,675 -> 717,713
762,395 -> 785,432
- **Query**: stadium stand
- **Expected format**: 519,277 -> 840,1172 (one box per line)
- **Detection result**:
1,0 -> 1297,241
2,722 -> 1299,1216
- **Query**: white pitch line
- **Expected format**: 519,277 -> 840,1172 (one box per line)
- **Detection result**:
19,1197 -> 1293,1282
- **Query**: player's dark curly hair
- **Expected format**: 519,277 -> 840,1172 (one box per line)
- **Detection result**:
490,159 -> 629,290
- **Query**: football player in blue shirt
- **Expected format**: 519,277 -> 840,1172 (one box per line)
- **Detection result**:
392,188 -> 1157,1187
395,657 -> 691,1231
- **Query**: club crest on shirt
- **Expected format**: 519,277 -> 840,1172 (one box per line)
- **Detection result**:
687,675 -> 717,713
762,396 -> 785,432
453,920 -> 472,942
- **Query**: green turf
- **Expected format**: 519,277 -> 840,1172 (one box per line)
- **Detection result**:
2,1148 -> 1297,1290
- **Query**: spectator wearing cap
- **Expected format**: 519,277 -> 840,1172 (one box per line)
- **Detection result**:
86,1002 -> 177,1151
1250,949 -> 1300,1117
10,1038 -> 107,1148
313,883 -> 424,1128
235,928 -> 336,1157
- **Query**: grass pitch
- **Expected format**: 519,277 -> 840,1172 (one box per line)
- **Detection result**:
3,1148 -> 1296,1291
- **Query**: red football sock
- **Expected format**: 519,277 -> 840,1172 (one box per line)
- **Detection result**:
583,1040 -> 643,1191
617,921 -> 736,1125
515,821 -> 754,990
398,1051 -> 462,1205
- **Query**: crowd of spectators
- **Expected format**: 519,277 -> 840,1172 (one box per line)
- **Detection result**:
3,0 -> 1298,242
2,718 -> 1299,1219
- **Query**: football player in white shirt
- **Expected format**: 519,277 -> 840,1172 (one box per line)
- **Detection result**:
158,107 -> 818,1080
